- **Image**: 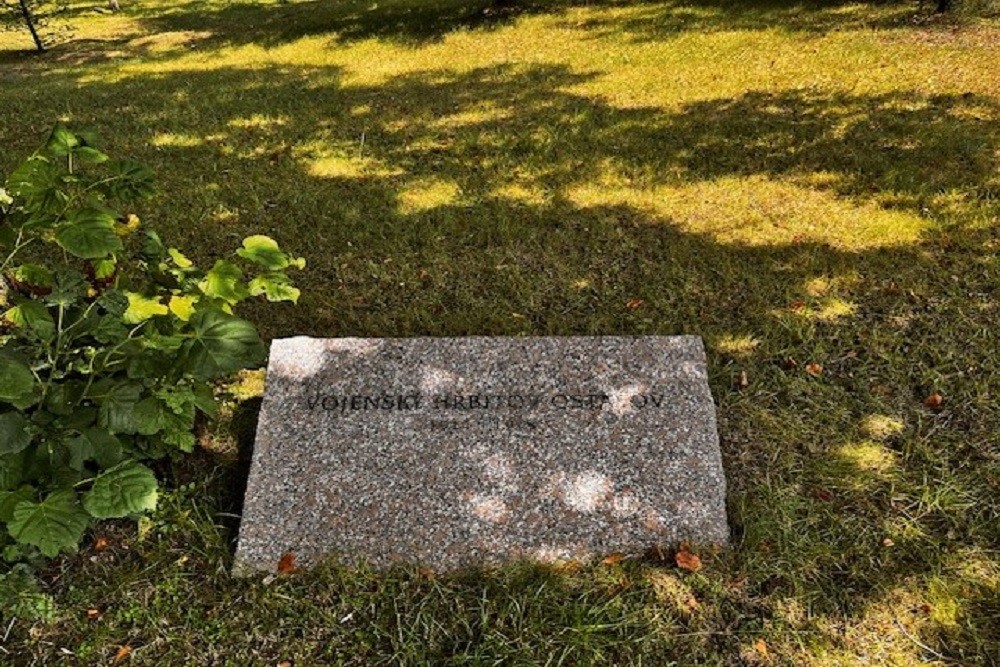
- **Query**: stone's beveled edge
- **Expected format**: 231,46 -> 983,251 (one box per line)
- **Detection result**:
267,335 -> 707,370
233,335 -> 725,575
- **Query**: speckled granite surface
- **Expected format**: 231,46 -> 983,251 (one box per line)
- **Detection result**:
233,336 -> 728,574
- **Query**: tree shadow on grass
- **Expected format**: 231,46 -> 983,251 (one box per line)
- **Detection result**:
130,0 -> 559,49
129,0 -> 925,52
558,0 -> 925,41
3,60 -> 999,662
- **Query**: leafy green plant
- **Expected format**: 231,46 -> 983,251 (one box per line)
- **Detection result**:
0,126 -> 302,562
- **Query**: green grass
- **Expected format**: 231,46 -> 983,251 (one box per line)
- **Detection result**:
2,0 -> 1000,664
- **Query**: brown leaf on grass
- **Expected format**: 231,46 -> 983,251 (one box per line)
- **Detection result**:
93,536 -> 110,552
86,608 -> 101,621
675,545 -> 701,572
601,552 -> 626,566
789,300 -> 807,311
112,646 -> 132,664
417,567 -> 436,579
278,661 -> 293,667
626,298 -> 645,309
277,551 -> 297,574
810,488 -> 834,502
924,393 -> 944,408
805,362 -> 823,377
753,638 -> 769,657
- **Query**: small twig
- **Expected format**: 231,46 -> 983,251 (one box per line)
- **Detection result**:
894,617 -> 950,663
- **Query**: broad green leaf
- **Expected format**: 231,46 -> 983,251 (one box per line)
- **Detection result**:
57,406 -> 97,432
248,273 -> 300,303
4,302 -> 55,341
168,294 -> 197,321
132,397 -> 167,435
125,347 -> 174,381
44,381 -> 84,417
0,413 -> 31,455
198,260 -> 247,305
105,160 -> 156,201
95,380 -> 143,434
162,430 -> 196,452
12,264 -> 54,290
181,309 -> 264,379
74,147 -> 108,164
92,258 -> 117,280
83,463 -> 158,519
45,125 -> 79,156
8,490 -> 90,557
0,486 -> 34,522
93,315 -> 129,344
0,354 -> 38,407
97,289 -> 129,317
140,230 -> 166,261
167,248 -> 193,268
123,292 -> 168,324
0,224 -> 14,248
7,157 -> 65,213
236,235 -> 286,269
45,268 -> 88,307
192,383 -> 217,417
66,428 -> 122,470
56,208 -> 122,259
0,451 -> 25,491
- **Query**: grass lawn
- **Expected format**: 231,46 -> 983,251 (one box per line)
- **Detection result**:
2,0 -> 1000,663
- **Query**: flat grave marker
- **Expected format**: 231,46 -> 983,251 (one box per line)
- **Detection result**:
234,336 -> 728,573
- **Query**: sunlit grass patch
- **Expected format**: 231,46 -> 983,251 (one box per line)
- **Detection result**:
566,176 -> 929,249
396,176 -> 462,213
838,441 -> 898,474
150,132 -> 204,148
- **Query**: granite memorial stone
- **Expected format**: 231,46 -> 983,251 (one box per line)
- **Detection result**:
234,336 -> 728,573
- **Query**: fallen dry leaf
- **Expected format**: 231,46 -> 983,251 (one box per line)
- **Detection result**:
277,551 -> 297,574
882,537 -> 895,547
675,545 -> 702,572
93,536 -> 110,552
811,488 -> 834,502
278,661 -> 293,667
805,362 -> 823,377
754,638 -> 769,657
417,567 -> 436,579
86,608 -> 101,621
626,298 -> 645,309
924,393 -> 944,408
789,300 -> 807,311
601,552 -> 626,566
112,645 -> 132,665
